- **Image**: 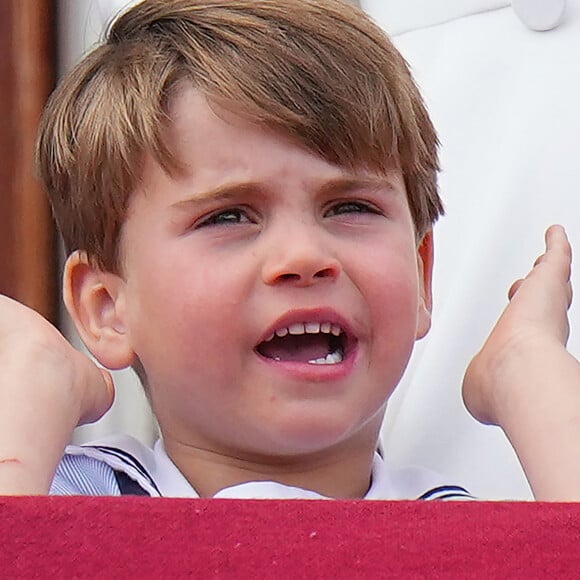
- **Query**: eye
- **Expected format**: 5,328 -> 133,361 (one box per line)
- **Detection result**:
325,200 -> 381,217
197,208 -> 253,228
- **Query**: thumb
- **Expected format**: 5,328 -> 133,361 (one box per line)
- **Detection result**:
99,367 -> 115,401
78,366 -> 116,425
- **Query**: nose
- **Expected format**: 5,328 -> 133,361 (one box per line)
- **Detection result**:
261,225 -> 342,287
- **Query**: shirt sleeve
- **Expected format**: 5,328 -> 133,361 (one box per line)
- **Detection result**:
50,453 -> 121,496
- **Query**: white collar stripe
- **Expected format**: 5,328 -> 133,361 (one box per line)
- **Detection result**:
57,436 -> 472,500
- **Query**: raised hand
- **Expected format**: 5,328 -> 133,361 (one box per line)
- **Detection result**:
463,226 -> 580,500
0,295 -> 114,494
463,225 -> 573,425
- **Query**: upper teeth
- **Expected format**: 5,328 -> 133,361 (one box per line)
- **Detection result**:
265,322 -> 343,342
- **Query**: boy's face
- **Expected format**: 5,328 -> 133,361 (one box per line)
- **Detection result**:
110,86 -> 432,459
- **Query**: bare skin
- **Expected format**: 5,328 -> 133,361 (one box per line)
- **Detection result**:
0,295 -> 113,494
463,225 -> 580,500
2,226 -> 580,499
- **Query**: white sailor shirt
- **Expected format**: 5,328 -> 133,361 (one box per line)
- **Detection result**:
50,435 -> 473,500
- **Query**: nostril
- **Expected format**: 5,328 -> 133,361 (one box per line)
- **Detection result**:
315,267 -> 337,279
279,273 -> 300,281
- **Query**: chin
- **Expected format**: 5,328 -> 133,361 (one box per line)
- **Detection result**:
251,411 -> 378,458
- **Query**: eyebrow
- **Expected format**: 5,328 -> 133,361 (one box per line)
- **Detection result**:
170,182 -> 262,211
170,175 -> 400,211
316,176 -> 400,197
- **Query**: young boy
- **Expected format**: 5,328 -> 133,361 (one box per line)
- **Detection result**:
0,0 -> 576,500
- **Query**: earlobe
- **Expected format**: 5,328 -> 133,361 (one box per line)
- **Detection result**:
416,230 -> 434,340
63,251 -> 136,370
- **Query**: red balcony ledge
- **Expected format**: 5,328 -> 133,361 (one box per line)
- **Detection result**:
1,497 -> 579,577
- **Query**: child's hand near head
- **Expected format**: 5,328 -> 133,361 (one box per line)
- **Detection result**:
464,225 -> 573,424
463,225 -> 580,500
0,295 -> 114,494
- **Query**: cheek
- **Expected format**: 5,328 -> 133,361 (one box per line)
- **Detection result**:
126,255 -> 246,365
375,280 -> 419,344
363,252 -> 422,346
134,246 -> 241,309
361,243 -> 420,307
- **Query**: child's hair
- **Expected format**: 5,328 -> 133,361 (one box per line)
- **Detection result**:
37,0 -> 443,272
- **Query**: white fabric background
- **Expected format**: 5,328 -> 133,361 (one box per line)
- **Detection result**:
60,0 -> 580,499
368,0 -> 580,500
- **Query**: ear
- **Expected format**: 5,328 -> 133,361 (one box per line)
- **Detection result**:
63,251 -> 136,370
415,230 -> 434,340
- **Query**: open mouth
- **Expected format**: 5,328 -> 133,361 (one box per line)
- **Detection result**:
255,322 -> 348,365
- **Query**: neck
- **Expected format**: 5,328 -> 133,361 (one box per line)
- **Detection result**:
162,435 -> 379,499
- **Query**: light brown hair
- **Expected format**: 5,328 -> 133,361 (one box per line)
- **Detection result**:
37,0 -> 443,272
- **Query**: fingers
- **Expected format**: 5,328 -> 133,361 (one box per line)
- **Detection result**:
542,225 -> 573,307
508,279 -> 524,300
78,365 -> 116,425
507,225 -> 573,306
533,225 -> 570,269
100,368 -> 115,397
98,367 -> 116,412
543,225 -> 572,275
530,225 -> 571,282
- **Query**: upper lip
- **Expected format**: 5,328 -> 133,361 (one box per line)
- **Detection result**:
256,308 -> 357,347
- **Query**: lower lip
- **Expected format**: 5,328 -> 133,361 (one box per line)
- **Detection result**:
254,345 -> 359,383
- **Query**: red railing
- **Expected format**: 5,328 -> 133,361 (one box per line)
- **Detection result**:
1,497 -> 579,577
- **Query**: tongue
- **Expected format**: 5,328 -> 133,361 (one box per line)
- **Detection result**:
258,334 -> 331,362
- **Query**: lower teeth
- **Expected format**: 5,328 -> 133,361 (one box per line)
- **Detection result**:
308,350 -> 343,365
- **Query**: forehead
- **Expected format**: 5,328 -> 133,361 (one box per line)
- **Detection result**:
162,81 -> 400,177
156,86 -> 403,199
